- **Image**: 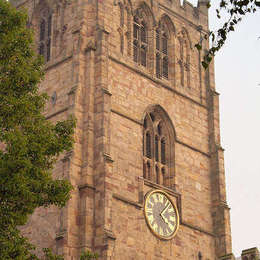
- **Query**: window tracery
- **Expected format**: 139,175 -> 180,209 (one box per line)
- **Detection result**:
177,29 -> 191,87
155,23 -> 169,79
143,107 -> 175,188
39,13 -> 52,62
133,9 -> 147,67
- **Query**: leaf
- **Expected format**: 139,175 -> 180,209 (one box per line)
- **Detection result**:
202,61 -> 209,69
0,1 -> 75,259
194,43 -> 202,51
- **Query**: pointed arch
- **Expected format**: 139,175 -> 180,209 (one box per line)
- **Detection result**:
135,1 -> 156,27
118,2 -> 124,26
159,14 -> 176,38
132,2 -> 155,68
156,14 -> 176,82
176,27 -> 192,87
142,105 -> 176,188
123,0 -> 134,15
180,27 -> 192,49
31,0 -> 53,62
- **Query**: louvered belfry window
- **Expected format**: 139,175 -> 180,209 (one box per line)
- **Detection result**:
39,14 -> 52,62
143,113 -> 169,186
155,23 -> 169,79
133,10 -> 147,67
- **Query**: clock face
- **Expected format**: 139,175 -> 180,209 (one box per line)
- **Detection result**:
144,190 -> 179,240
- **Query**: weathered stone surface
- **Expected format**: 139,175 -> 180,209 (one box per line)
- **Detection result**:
11,0 -> 233,259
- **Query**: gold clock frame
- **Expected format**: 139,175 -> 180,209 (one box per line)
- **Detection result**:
144,189 -> 179,240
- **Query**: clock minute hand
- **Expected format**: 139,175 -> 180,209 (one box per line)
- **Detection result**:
161,202 -> 170,216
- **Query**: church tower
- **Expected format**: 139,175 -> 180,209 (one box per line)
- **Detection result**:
10,0 -> 234,259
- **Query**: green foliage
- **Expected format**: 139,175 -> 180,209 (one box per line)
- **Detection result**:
0,0 -> 75,259
80,250 -> 99,260
196,0 -> 260,68
42,249 -> 64,260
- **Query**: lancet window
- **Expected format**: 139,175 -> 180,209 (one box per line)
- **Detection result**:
155,23 -> 169,79
177,29 -> 191,87
133,10 -> 148,67
39,14 -> 52,62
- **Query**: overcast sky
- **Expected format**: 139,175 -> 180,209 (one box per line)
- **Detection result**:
188,0 -> 260,257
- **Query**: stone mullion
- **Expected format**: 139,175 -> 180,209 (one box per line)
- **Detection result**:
126,7 -> 132,57
151,127 -> 155,183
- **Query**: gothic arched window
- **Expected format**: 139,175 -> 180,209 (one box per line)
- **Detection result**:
39,14 -> 52,62
155,23 -> 169,79
133,10 -> 147,67
143,107 -> 175,187
177,29 -> 191,87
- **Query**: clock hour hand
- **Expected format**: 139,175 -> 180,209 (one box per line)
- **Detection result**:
160,203 -> 170,224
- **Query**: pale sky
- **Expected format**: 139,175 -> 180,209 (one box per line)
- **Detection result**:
189,0 -> 260,257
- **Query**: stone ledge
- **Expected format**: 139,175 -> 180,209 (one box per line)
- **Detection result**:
45,107 -> 69,120
109,55 -> 208,109
45,54 -> 73,72
103,153 -> 114,163
113,193 -> 143,209
55,230 -> 67,241
78,183 -> 96,191
181,221 -> 215,237
111,108 -> 210,157
143,179 -> 179,198
104,229 -> 116,240
219,253 -> 235,260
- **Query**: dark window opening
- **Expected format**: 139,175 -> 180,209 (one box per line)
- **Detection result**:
47,39 -> 51,61
140,46 -> 146,67
133,23 -> 139,39
158,123 -> 162,135
133,40 -> 138,63
161,138 -> 166,164
48,15 -> 52,37
155,136 -> 159,161
162,57 -> 168,79
146,132 -> 151,159
156,166 -> 159,184
162,167 -> 166,186
40,19 -> 45,41
39,43 -> 44,57
156,29 -> 160,50
39,13 -> 52,62
147,162 -> 151,180
150,113 -> 155,121
144,118 -> 147,129
156,53 -> 161,78
162,33 -> 168,54
143,162 -> 146,179
120,34 -> 124,54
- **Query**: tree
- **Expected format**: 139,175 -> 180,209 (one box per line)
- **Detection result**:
0,0 -> 75,259
196,0 -> 260,68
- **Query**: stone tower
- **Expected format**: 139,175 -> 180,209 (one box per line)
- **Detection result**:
10,0 -> 233,259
